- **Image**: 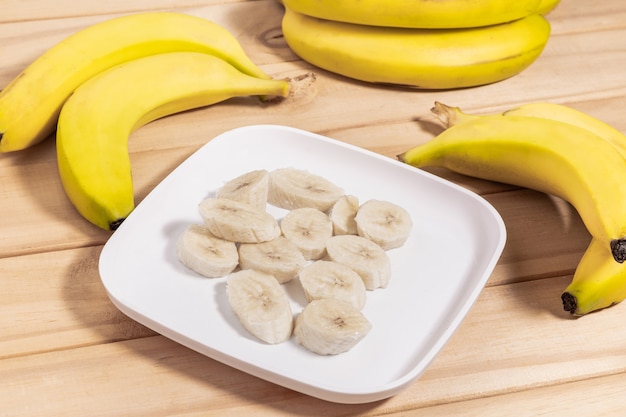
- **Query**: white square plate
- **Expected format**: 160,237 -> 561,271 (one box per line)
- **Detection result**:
99,124 -> 506,404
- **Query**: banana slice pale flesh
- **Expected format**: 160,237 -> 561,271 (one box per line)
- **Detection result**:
298,260 -> 367,310
294,298 -> 372,355
175,224 -> 239,278
268,167 -> 344,211
216,169 -> 270,211
355,199 -> 413,250
226,269 -> 294,344
329,194 -> 359,236
238,236 -> 307,284
326,235 -> 392,290
198,198 -> 280,243
280,207 -> 334,260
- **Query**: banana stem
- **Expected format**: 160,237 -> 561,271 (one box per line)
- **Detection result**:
431,102 -> 481,128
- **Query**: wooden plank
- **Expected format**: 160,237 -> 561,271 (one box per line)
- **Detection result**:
2,275 -> 626,416
0,246 -> 156,359
0,0 -> 254,23
485,190 -> 589,285
393,372 -> 626,417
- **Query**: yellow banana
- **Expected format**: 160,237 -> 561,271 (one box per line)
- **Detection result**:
503,102 -> 626,315
282,0 -> 542,29
398,114 -> 626,264
281,8 -> 551,89
429,102 -> 626,315
56,52 -> 290,231
432,101 -> 626,157
562,238 -> 626,315
0,12 -> 271,152
503,103 -> 626,157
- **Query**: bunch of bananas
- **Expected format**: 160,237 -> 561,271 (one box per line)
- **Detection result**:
0,12 -> 291,230
398,102 -> 626,316
280,0 -> 560,89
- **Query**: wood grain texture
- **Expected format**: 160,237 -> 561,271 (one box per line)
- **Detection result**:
1,0 -> 626,415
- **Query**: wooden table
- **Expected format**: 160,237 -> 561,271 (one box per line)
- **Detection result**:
2,1 -> 626,415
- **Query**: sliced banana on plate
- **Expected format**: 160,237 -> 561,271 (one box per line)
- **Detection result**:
355,199 -> 413,250
216,169 -> 269,211
294,298 -> 372,355
326,235 -> 392,290
226,269 -> 294,344
329,194 -> 359,235
176,224 -> 239,278
298,260 -> 367,310
280,207 -> 334,260
238,236 -> 307,284
268,167 -> 344,211
198,197 -> 280,243
176,167 -> 415,354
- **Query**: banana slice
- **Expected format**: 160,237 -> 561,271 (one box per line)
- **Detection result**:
268,167 -> 344,211
238,237 -> 307,284
226,269 -> 294,344
176,224 -> 239,278
355,199 -> 413,250
280,207 -> 333,260
294,298 -> 372,355
216,169 -> 269,211
329,194 -> 359,235
198,198 -> 280,243
326,235 -> 392,290
298,260 -> 367,310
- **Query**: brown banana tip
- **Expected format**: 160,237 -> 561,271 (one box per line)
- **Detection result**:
610,239 -> 626,263
109,218 -> 126,231
561,292 -> 578,314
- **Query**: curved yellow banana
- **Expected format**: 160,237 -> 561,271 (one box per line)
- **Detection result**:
56,52 -> 290,231
538,0 -> 561,15
562,238 -> 626,315
429,102 -> 626,315
398,115 -> 626,262
281,8 -> 551,89
503,103 -> 626,316
432,101 -> 626,158
282,0 -> 541,28
0,12 -> 271,152
503,103 -> 626,157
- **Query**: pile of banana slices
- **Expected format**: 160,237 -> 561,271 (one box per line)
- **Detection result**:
176,167 -> 413,355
